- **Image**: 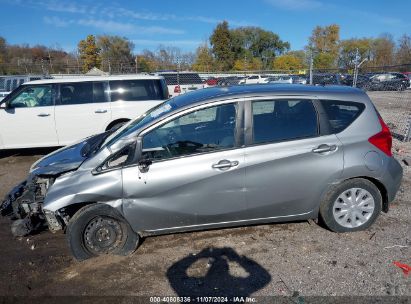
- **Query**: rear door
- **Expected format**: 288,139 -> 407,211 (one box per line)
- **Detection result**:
0,84 -> 58,148
243,98 -> 344,219
54,81 -> 111,146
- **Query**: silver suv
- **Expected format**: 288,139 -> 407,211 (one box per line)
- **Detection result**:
1,85 -> 403,260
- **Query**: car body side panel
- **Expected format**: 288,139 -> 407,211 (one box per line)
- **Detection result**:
244,135 -> 344,218
121,148 -> 246,232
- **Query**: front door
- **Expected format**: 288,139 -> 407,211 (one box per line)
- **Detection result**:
122,101 -> 247,232
244,98 -> 344,219
0,84 -> 58,148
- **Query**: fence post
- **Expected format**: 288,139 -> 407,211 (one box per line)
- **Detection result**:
405,112 -> 411,142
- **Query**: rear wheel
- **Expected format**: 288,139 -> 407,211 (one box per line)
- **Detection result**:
67,204 -> 139,261
319,178 -> 382,232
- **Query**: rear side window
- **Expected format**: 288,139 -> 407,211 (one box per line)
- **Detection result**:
59,82 -> 106,105
252,99 -> 318,144
320,100 -> 365,133
109,80 -> 165,101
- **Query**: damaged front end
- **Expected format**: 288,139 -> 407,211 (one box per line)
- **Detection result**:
1,176 -> 56,236
1,131 -> 112,237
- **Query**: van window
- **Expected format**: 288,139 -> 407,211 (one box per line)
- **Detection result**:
59,82 -> 106,105
8,85 -> 53,108
110,80 -> 165,101
252,100 -> 318,144
320,100 -> 365,133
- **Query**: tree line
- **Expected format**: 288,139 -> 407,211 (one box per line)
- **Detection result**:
0,22 -> 410,75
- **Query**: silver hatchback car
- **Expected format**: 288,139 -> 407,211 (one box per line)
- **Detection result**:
1,85 -> 403,260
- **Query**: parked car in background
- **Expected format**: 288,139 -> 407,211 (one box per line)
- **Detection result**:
291,75 -> 307,85
1,84 -> 402,260
312,73 -> 343,86
238,74 -> 270,84
368,73 -> 409,91
341,75 -> 373,90
217,76 -> 245,86
0,91 -> 9,102
203,77 -> 218,87
157,72 -> 204,97
401,72 -> 411,88
267,75 -> 293,84
0,75 -> 168,149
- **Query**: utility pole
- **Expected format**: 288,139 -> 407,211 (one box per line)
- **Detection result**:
353,48 -> 368,88
309,52 -> 314,85
135,56 -> 138,74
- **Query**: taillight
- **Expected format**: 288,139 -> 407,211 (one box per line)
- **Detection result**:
174,85 -> 181,94
368,115 -> 392,156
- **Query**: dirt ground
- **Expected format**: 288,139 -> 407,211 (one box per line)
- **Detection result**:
0,92 -> 410,299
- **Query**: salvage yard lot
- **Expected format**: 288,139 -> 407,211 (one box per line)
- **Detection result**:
0,91 -> 410,297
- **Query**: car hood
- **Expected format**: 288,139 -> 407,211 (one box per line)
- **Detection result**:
29,132 -> 110,177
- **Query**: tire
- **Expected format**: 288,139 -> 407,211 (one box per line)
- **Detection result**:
67,204 -> 139,261
319,178 -> 382,233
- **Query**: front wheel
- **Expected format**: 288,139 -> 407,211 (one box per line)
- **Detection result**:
67,204 -> 139,261
319,178 -> 382,232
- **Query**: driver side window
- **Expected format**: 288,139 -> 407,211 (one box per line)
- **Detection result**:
142,103 -> 237,161
8,85 -> 53,108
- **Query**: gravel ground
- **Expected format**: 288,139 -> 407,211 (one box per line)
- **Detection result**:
0,92 -> 410,299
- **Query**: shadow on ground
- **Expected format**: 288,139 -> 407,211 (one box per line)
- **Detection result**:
0,147 -> 60,159
167,247 -> 271,297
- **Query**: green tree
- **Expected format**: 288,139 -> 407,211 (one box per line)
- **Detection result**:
339,38 -> 372,69
309,24 -> 340,69
233,57 -> 263,71
0,37 -> 7,74
396,34 -> 411,65
272,54 -> 304,71
97,35 -> 134,73
210,21 -> 235,71
369,34 -> 395,67
78,35 -> 101,73
192,43 -> 214,72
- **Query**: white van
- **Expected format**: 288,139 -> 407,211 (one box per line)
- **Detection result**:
0,75 -> 168,149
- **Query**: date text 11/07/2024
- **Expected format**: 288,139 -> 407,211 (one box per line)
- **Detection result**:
149,297 -> 257,303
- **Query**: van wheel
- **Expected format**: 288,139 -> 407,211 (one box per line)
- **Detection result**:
319,178 -> 382,232
67,204 -> 139,261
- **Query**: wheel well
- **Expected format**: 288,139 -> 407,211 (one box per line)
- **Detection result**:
58,202 -> 96,228
106,119 -> 130,131
349,176 -> 389,213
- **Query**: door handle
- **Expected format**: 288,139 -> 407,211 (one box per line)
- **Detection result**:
37,113 -> 50,117
212,160 -> 239,170
95,109 -> 108,113
312,144 -> 337,153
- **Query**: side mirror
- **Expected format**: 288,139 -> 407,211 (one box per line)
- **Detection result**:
138,159 -> 152,173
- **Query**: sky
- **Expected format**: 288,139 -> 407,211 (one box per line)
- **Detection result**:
0,0 -> 410,54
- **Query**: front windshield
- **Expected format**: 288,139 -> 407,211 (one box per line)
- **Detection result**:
102,99 -> 178,148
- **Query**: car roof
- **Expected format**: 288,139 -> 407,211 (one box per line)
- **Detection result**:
23,75 -> 164,85
171,84 -> 366,109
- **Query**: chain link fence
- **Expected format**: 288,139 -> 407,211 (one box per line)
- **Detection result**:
1,63 -> 410,141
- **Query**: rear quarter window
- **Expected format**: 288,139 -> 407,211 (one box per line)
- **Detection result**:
320,100 -> 365,133
109,79 -> 166,101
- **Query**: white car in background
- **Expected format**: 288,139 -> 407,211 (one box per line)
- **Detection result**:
267,75 -> 293,84
0,91 -> 10,102
238,75 -> 270,84
0,75 -> 169,149
157,72 -> 204,97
